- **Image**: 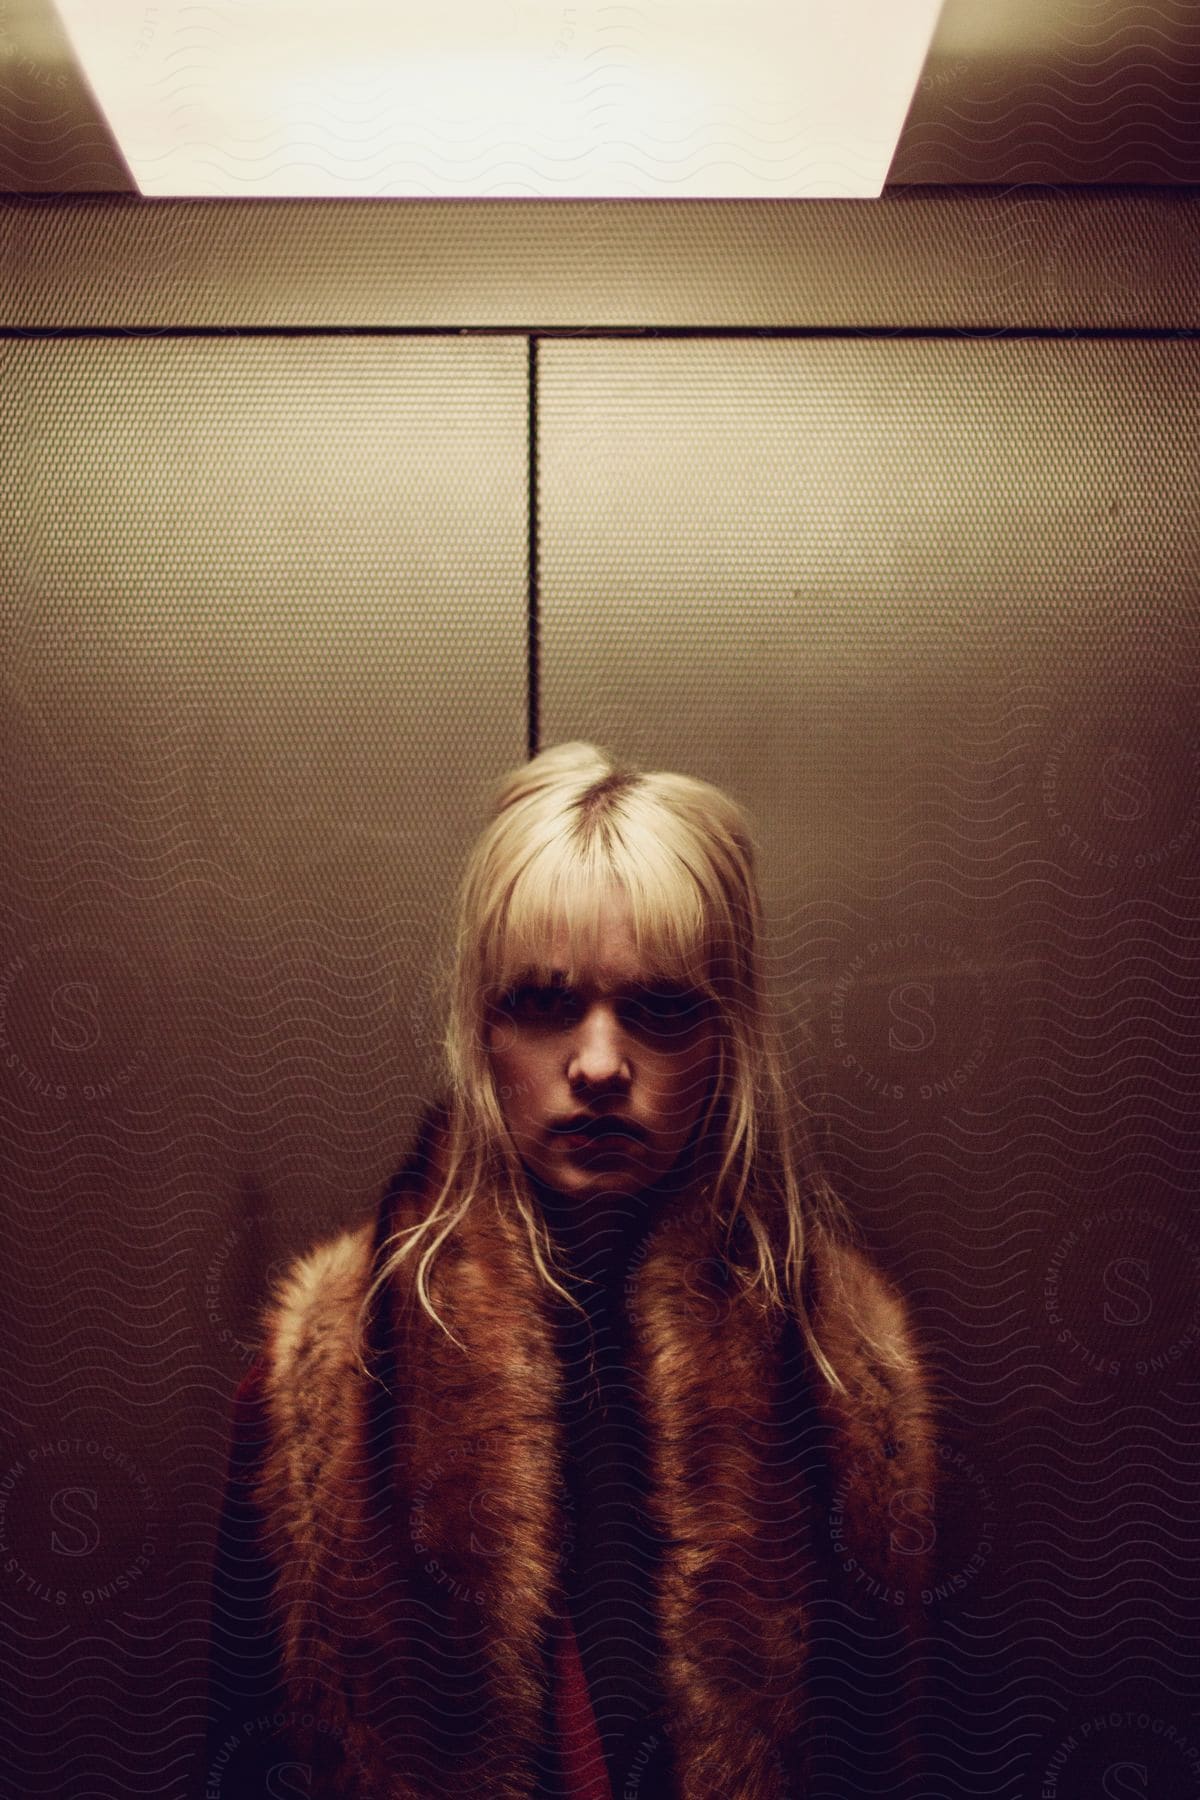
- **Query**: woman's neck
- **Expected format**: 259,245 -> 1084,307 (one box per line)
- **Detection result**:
532,1177 -> 647,1286
529,1146 -> 708,1297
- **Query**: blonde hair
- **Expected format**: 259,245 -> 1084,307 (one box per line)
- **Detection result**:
354,740 -> 858,1394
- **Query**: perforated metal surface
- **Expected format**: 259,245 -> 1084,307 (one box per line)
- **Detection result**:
0,331 -> 528,1795
0,186 -> 1197,1798
539,331 -> 1200,1793
2,188 -> 1197,328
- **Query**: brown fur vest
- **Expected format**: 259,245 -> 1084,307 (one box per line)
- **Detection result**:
251,1101 -> 940,1798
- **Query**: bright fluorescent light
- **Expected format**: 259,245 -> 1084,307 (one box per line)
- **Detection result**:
53,1 -> 944,199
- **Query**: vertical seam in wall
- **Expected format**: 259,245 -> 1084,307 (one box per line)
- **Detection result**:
527,333 -> 540,760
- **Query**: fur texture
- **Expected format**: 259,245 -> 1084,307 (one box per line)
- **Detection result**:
251,1101 -> 940,1798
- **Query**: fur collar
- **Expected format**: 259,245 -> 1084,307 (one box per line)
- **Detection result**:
253,1100 -> 939,1798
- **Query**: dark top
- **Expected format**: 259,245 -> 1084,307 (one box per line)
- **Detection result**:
533,1176 -> 677,1799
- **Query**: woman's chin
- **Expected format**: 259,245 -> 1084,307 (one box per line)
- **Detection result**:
558,1152 -> 644,1187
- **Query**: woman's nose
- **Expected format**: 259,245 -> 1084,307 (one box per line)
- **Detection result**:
567,1006 -> 631,1080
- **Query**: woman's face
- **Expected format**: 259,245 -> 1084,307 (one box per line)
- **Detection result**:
485,890 -> 718,1199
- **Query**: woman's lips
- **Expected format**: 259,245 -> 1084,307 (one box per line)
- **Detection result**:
561,1128 -> 644,1155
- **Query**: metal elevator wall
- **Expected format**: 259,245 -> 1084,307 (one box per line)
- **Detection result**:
1,192 -> 1197,1798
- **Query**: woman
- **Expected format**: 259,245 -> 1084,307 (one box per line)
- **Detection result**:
201,741 -> 940,1799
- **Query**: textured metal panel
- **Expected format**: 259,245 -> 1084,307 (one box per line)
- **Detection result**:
2,188 -> 1197,328
0,333 -> 528,1795
539,334 -> 1200,1792
0,185 -> 1196,1797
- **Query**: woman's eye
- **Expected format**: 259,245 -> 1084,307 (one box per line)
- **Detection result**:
505,984 -> 569,1019
627,988 -> 702,1032
500,983 -> 704,1032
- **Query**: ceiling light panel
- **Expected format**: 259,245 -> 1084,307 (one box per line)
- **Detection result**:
52,0 -> 945,198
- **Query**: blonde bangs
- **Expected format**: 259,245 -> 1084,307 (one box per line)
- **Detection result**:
486,820 -> 715,1000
